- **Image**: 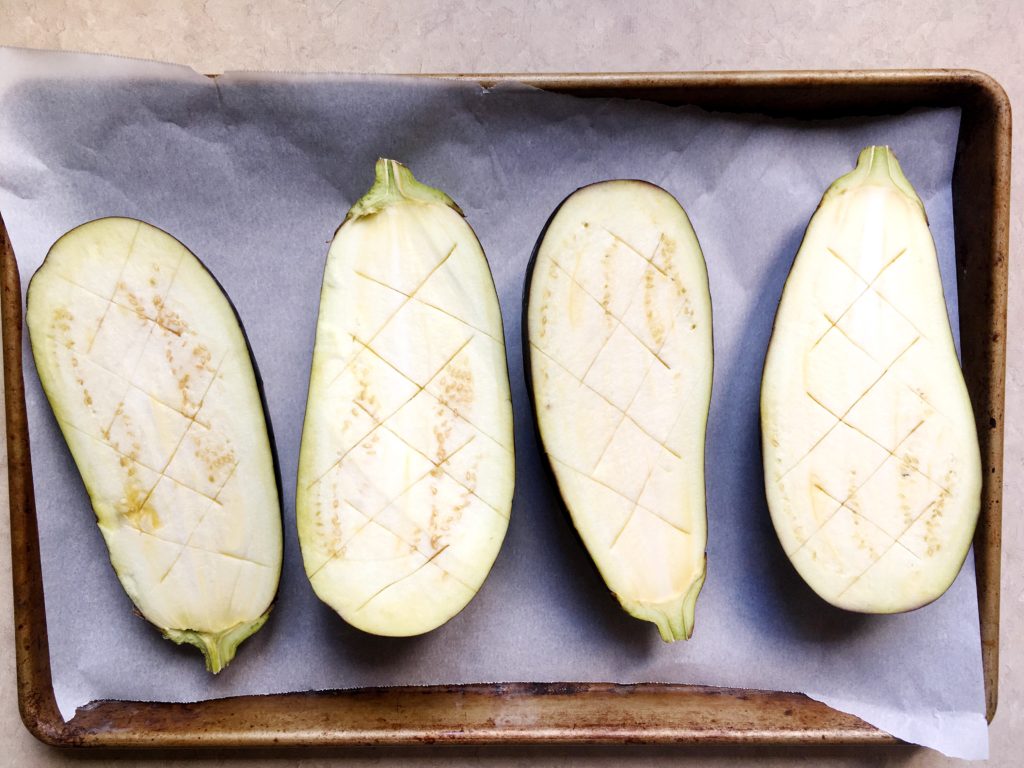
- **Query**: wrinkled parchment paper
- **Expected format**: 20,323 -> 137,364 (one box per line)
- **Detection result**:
0,48 -> 987,758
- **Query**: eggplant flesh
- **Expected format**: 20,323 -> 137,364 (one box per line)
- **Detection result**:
296,159 -> 514,637
526,180 -> 712,641
761,146 -> 982,613
27,217 -> 282,672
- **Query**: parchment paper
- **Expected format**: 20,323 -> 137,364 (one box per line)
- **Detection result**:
0,47 -> 987,758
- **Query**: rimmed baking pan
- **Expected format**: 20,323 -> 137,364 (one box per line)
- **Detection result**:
2,68 -> 1009,747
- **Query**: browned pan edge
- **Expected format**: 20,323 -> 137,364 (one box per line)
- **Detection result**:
1,68 -> 1009,748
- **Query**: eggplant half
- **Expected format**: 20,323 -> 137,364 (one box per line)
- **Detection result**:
296,159 -> 514,637
761,146 -> 982,612
27,217 -> 282,672
525,180 -> 712,641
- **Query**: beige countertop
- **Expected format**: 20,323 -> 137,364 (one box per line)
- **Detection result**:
0,1 -> 1019,765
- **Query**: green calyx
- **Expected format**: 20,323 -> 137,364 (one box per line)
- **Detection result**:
823,145 -> 925,217
622,557 -> 707,642
344,158 -> 464,224
163,609 -> 272,674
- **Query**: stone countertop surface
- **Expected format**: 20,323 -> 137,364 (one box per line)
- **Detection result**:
0,1 -> 1019,766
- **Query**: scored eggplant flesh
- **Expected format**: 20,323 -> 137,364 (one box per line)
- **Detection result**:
27,217 -> 283,672
760,146 -> 982,613
525,180 -> 712,641
296,159 -> 515,637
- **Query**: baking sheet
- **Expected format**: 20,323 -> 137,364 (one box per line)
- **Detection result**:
0,48 -> 987,759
